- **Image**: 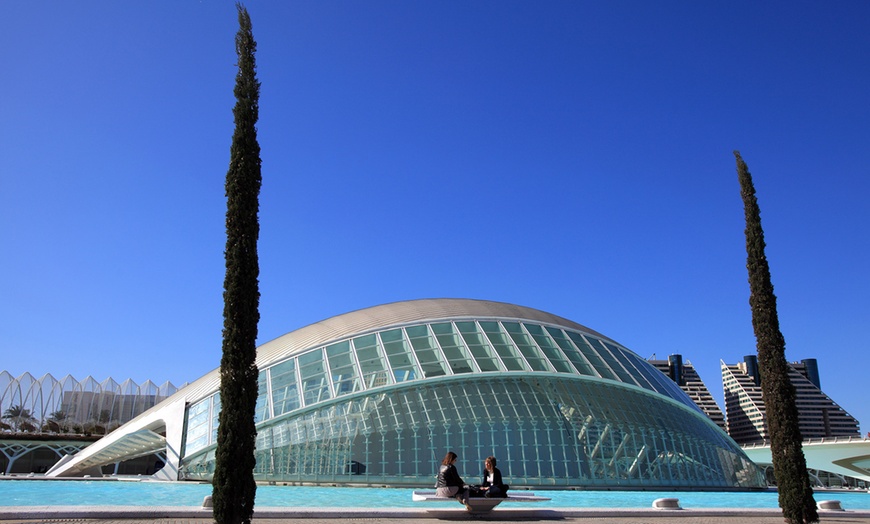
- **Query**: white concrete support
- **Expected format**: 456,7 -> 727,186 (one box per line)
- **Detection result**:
45,397 -> 187,479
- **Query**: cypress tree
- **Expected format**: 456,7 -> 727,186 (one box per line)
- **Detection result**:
734,151 -> 817,524
213,5 -> 261,524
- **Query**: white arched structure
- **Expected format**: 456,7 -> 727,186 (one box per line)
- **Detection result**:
1,371 -> 179,435
742,437 -> 870,483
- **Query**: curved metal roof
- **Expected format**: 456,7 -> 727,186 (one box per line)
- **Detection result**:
256,298 -> 607,364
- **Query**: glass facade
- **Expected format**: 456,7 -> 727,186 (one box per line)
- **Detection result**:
181,318 -> 764,488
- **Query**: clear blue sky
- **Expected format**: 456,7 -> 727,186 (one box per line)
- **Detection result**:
2,2 -> 868,431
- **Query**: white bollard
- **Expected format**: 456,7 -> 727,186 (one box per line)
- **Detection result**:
817,500 -> 844,511
652,498 -> 682,510
202,495 -> 214,509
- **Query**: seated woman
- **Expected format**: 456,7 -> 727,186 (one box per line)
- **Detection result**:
435,451 -> 468,503
479,456 -> 509,498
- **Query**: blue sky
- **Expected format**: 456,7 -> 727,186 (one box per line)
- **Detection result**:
2,2 -> 868,431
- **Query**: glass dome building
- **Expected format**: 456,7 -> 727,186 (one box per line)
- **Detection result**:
49,299 -> 765,489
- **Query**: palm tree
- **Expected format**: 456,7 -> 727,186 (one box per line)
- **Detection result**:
49,409 -> 67,421
45,410 -> 70,433
2,405 -> 36,432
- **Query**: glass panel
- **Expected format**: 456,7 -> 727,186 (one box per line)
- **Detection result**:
270,359 -> 300,416
401,326 -> 447,378
353,334 -> 391,388
210,394 -> 221,445
524,323 -> 573,373
299,349 -> 331,406
430,323 -> 474,374
456,321 -> 502,372
479,321 -> 527,371
184,397 -> 211,455
546,326 -> 596,375
187,398 -> 210,424
624,352 -> 667,392
502,322 -> 550,372
254,370 -> 270,423
326,341 -> 361,396
379,328 -> 421,381
589,338 -> 636,384
601,341 -> 643,387
566,332 -> 617,380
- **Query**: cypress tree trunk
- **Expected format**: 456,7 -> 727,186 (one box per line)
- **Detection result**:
735,151 -> 817,524
213,5 -> 261,524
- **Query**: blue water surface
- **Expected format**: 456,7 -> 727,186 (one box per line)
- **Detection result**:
1,480 -> 868,509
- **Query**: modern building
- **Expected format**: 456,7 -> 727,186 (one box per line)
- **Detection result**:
0,372 -> 178,474
648,354 -> 727,432
48,299 -> 765,489
0,372 -> 179,434
721,356 -> 860,445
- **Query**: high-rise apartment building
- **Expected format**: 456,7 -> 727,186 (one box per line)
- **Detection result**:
648,354 -> 727,431
721,356 -> 860,445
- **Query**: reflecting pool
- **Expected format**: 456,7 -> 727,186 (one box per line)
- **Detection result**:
2,480 -> 868,509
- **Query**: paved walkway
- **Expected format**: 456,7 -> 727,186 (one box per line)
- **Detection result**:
2,517 -> 870,524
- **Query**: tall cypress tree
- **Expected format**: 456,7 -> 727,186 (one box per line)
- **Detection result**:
213,4 -> 261,524
735,151 -> 817,524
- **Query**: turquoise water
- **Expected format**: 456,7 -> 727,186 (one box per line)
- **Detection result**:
1,480 -> 868,509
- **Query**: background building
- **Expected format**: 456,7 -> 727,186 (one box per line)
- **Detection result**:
721,356 -> 860,445
0,372 -> 178,474
647,354 -> 726,431
1,372 -> 179,435
49,299 -> 765,489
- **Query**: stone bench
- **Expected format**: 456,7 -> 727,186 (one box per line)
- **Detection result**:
412,489 -> 551,513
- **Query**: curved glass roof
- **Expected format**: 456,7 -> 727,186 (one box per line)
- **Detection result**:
184,302 -> 703,456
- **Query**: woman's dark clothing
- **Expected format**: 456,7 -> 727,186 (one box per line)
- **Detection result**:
436,464 -> 464,488
436,464 -> 465,499
481,466 -> 507,498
